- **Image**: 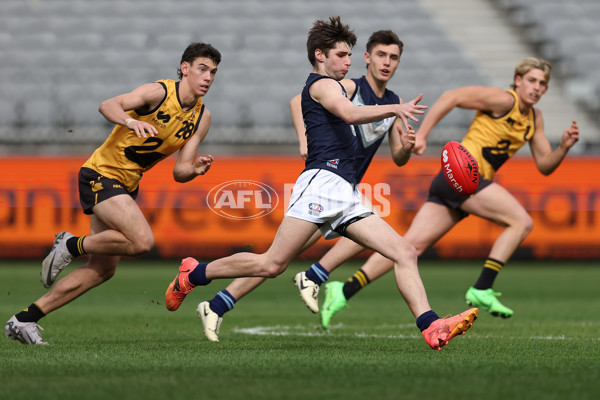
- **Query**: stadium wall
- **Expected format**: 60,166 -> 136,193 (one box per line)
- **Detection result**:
0,155 -> 598,260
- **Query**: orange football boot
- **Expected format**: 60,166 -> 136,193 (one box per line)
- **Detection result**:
422,308 -> 478,350
165,257 -> 199,311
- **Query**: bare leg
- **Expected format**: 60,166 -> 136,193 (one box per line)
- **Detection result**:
222,277 -> 266,301
36,215 -> 121,314
80,195 -> 155,257
205,217 -> 319,280
319,237 -> 367,273
345,215 -> 429,318
221,228 -> 323,300
460,183 -> 533,263
349,202 -> 461,284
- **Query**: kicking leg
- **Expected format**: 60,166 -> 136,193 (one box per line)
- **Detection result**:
345,214 -> 477,350
321,202 -> 460,328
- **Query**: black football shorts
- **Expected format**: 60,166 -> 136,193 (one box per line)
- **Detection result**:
427,169 -> 492,219
78,167 -> 139,215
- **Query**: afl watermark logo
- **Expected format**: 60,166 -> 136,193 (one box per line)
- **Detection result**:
207,180 -> 279,220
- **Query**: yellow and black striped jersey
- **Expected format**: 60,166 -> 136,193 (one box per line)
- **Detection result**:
461,90 -> 535,180
82,79 -> 205,191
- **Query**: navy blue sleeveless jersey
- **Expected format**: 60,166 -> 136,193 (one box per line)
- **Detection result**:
350,76 -> 399,183
301,73 -> 358,184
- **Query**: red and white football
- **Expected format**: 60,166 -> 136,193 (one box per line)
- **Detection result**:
441,141 -> 479,196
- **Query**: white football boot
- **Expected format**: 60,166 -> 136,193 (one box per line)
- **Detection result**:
197,301 -> 222,342
41,232 -> 74,288
4,316 -> 48,345
293,271 -> 320,313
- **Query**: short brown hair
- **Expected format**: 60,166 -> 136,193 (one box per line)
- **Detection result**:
178,42 -> 222,79
366,30 -> 403,55
306,16 -> 357,67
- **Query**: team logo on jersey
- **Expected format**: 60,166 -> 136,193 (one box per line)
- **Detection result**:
207,180 -> 279,220
326,159 -> 339,169
156,111 -> 171,123
308,203 -> 323,216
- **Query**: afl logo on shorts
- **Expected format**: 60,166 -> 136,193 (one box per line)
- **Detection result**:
308,202 -> 323,216
207,180 -> 279,220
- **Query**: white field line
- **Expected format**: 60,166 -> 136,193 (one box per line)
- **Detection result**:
232,324 -> 598,341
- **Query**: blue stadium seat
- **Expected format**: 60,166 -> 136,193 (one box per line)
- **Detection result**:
0,0 -> 503,148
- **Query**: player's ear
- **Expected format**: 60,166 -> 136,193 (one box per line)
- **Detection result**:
315,49 -> 326,63
513,74 -> 522,88
180,61 -> 190,76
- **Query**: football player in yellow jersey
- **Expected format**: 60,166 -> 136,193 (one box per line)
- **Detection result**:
4,42 -> 220,344
313,57 -> 579,326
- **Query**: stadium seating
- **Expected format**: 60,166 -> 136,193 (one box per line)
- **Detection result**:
0,0 -> 596,152
492,0 -> 600,125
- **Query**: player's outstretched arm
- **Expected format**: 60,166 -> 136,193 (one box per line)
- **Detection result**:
312,78 -> 425,127
394,94 -> 427,132
530,115 -> 579,175
414,86 -> 512,155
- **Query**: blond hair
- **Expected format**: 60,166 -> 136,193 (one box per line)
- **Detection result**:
511,57 -> 551,89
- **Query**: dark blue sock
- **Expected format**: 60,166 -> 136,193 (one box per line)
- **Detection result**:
305,262 -> 329,285
416,310 -> 440,332
209,290 -> 236,317
188,262 -> 212,286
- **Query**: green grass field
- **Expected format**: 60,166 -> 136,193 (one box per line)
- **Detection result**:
1,259 -> 598,400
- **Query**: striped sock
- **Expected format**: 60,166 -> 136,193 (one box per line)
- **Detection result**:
305,262 -> 329,285
209,290 -> 236,317
473,258 -> 504,290
342,269 -> 370,300
66,236 -> 87,257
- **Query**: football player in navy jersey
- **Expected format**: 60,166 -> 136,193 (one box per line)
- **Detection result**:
317,57 -> 580,325
4,43 -> 219,345
165,19 -> 479,350
193,30 -> 421,341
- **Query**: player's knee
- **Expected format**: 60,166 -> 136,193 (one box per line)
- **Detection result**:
262,262 -> 287,278
412,242 -> 426,257
520,214 -> 534,238
99,267 -> 117,282
129,235 -> 154,257
390,241 -> 418,266
405,243 -> 418,263
86,261 -> 118,283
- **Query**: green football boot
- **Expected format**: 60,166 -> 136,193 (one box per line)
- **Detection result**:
320,281 -> 347,329
465,287 -> 514,318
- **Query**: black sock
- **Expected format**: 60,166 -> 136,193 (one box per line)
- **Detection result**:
473,258 -> 504,290
416,310 -> 440,332
188,262 -> 212,286
342,269 -> 370,300
66,236 -> 87,257
15,303 -> 46,323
